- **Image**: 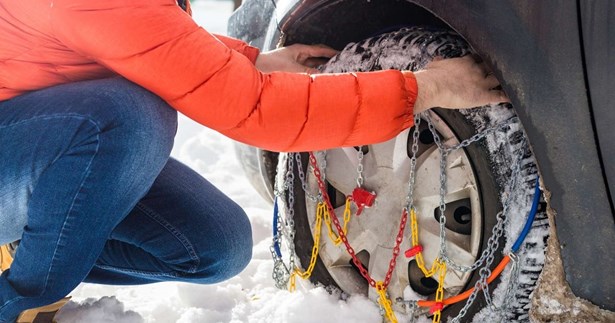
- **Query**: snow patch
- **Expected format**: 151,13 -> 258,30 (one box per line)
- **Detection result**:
55,296 -> 143,323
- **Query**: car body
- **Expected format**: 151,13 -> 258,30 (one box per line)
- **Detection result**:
229,0 -> 614,310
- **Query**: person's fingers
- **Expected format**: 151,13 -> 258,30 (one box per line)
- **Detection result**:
461,54 -> 477,64
475,61 -> 491,78
485,74 -> 500,89
305,67 -> 320,75
482,89 -> 510,105
469,53 -> 483,64
294,44 -> 339,64
304,57 -> 330,68
307,44 -> 339,58
431,55 -> 444,62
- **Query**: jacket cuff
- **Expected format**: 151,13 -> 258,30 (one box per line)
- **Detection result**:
243,45 -> 260,64
402,72 -> 418,129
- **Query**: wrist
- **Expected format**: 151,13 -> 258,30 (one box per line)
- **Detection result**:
412,70 -> 434,114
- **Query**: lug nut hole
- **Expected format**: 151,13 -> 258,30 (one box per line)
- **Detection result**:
419,129 -> 435,145
454,206 -> 472,225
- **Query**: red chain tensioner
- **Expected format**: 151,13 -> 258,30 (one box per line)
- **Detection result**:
350,187 -> 376,215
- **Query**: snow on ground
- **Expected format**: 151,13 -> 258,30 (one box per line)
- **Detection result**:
55,1 -> 384,322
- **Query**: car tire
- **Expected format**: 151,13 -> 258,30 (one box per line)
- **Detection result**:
290,27 -> 549,322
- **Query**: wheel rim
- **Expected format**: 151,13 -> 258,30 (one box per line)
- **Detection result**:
304,110 -> 483,311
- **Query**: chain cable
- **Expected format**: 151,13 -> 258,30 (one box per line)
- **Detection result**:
491,251 -> 521,315
424,115 -> 450,260
270,110 -> 528,323
356,147 -> 365,187
290,201 -> 325,291
405,114 -> 422,210
295,152 -> 321,202
270,153 -> 300,289
450,136 -> 526,323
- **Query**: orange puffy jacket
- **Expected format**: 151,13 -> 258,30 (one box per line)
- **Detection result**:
0,0 -> 417,152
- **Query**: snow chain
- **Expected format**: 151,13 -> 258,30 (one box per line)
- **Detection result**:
289,202 -> 325,291
270,112 -> 532,323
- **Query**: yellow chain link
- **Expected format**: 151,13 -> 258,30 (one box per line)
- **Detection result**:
290,201 -> 325,291
324,197 -> 352,245
289,272 -> 296,291
410,208 -> 440,277
290,193 -> 445,323
432,261 -> 447,323
376,281 -> 398,323
409,208 -> 448,322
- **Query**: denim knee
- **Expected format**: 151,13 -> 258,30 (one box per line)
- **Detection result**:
191,204 -> 253,283
216,204 -> 253,280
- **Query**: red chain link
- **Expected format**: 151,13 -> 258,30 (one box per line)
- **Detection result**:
308,152 -> 408,289
384,208 -> 408,287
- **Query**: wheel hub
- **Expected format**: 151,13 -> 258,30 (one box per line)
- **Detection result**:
304,111 -> 482,312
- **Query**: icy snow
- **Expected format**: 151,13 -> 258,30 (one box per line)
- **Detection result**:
55,1 -> 385,322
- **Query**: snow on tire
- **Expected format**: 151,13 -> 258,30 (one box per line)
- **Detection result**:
291,27 -> 549,322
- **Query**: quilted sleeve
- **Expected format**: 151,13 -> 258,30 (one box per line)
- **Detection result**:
50,0 -> 417,152
213,34 -> 260,63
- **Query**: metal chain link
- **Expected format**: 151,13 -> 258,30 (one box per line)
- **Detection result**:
444,136 -> 524,275
405,112 -> 528,323
356,147 -> 365,187
270,152 -> 289,288
285,153 -> 297,266
272,151 -> 330,290
496,252 -> 521,313
405,115 -> 422,210
270,153 -> 300,289
423,112 -> 524,274
450,137 -> 526,323
424,114 -> 449,259
442,116 -> 519,154
273,153 -> 290,198
295,152 -> 321,202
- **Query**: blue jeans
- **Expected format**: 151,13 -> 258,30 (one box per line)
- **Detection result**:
0,78 -> 252,322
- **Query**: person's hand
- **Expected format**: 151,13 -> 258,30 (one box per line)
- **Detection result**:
255,44 -> 339,74
411,55 -> 510,114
